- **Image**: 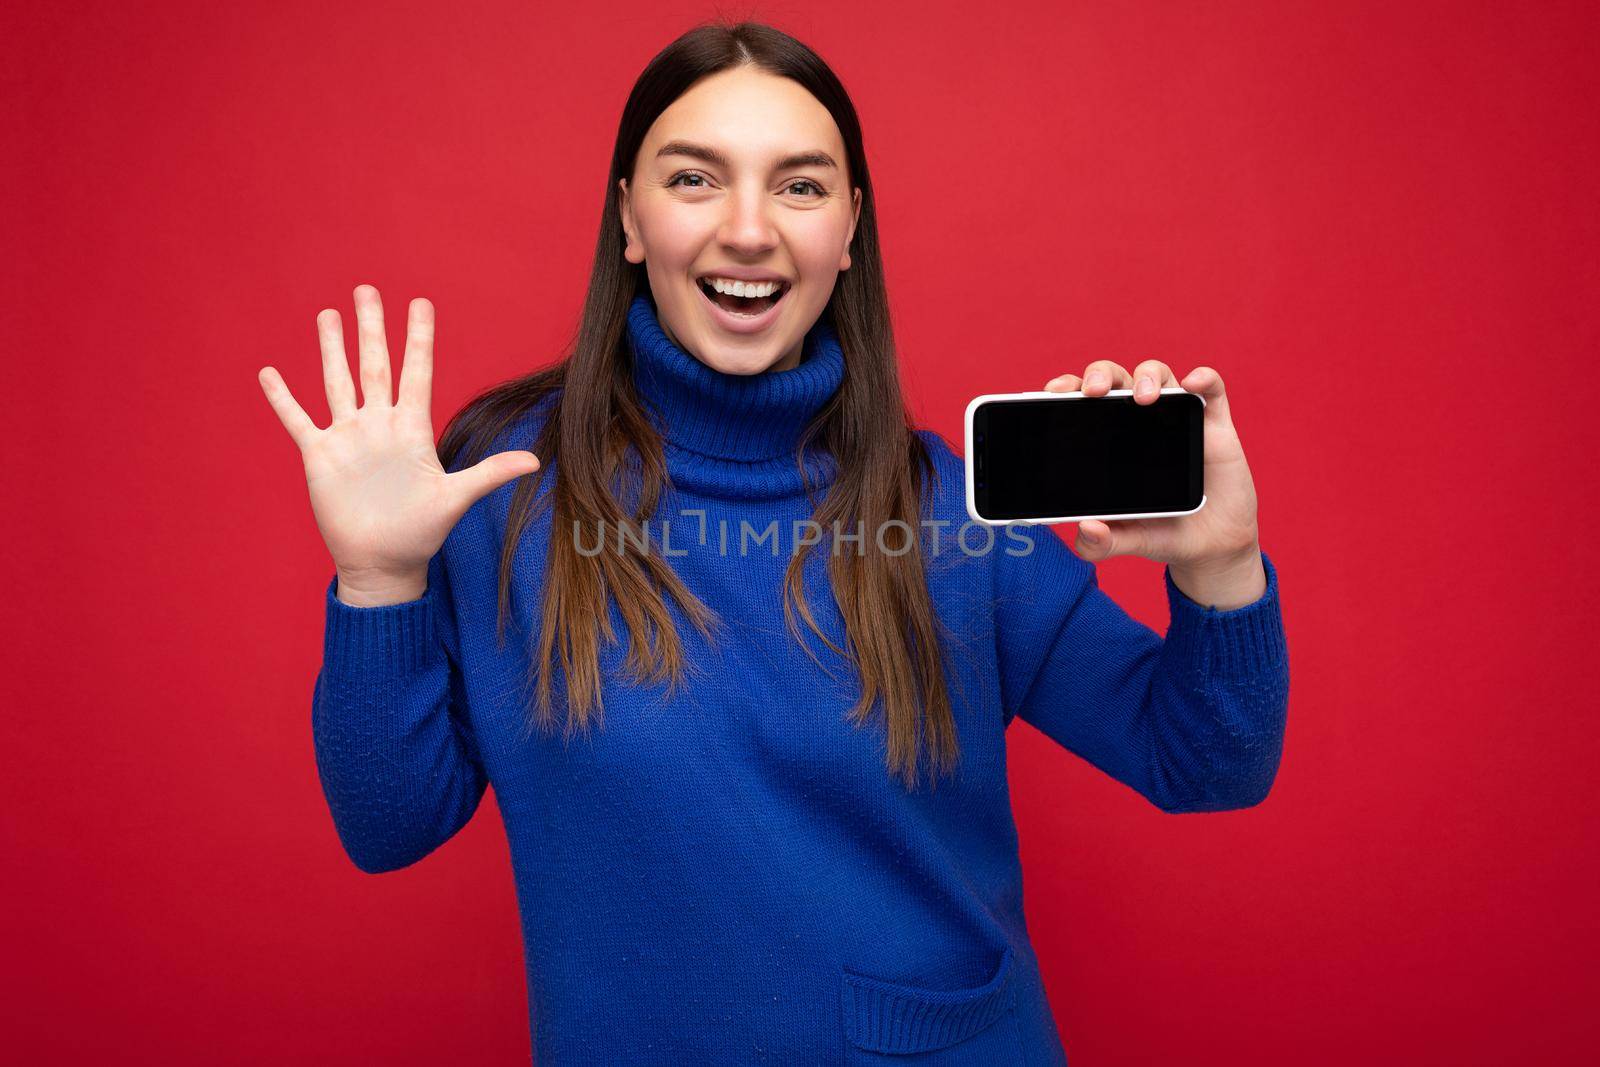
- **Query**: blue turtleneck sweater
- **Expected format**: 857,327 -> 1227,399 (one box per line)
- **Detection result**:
311,292 -> 1289,1064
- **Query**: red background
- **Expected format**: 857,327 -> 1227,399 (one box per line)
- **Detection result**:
6,1 -> 1597,1063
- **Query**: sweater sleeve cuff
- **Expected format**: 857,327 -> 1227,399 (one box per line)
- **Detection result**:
322,572 -> 442,681
1161,549 -> 1285,681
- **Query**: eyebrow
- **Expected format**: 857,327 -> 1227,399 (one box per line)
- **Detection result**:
655,140 -> 839,171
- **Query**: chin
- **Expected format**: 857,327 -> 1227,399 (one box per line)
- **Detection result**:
695,344 -> 785,376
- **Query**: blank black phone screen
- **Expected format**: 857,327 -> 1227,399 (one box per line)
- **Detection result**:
973,394 -> 1204,520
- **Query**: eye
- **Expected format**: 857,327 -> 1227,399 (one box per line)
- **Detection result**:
666,170 -> 827,198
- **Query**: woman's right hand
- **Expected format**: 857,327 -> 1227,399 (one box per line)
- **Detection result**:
258,285 -> 541,606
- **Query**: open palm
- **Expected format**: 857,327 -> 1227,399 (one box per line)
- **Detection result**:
258,285 -> 540,602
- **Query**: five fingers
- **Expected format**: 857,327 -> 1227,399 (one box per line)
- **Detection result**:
258,285 -> 436,450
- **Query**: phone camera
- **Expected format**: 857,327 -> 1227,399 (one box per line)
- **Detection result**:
977,479 -> 986,489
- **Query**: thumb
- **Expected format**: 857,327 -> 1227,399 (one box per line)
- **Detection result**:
448,450 -> 541,511
1073,519 -> 1122,561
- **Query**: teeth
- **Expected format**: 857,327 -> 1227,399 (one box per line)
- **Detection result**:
702,277 -> 784,298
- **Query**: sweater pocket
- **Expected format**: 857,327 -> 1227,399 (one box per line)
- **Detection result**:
841,945 -> 1025,1064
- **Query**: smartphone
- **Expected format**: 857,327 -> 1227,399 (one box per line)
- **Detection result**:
964,388 -> 1206,525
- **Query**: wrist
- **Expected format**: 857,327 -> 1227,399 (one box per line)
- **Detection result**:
1168,541 -> 1265,611
335,566 -> 428,607
1177,537 -> 1261,576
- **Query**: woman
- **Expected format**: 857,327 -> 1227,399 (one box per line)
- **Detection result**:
257,20 -> 1287,1065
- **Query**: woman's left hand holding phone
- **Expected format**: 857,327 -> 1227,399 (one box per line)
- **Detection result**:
1042,359 -> 1265,608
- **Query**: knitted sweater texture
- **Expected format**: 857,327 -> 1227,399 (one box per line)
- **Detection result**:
311,292 -> 1290,1064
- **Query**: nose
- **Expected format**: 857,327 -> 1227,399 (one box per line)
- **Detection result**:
716,181 -> 779,255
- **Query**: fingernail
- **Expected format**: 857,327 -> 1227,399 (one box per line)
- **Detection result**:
1086,371 -> 1109,390
1136,375 -> 1155,398
1080,527 -> 1100,543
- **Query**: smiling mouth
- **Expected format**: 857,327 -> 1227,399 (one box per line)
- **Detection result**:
697,278 -> 790,317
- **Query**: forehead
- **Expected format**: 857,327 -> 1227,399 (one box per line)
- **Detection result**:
640,66 -> 845,167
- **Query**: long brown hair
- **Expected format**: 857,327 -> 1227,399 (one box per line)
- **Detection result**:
438,20 -> 960,790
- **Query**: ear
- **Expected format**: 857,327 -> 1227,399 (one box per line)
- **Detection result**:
840,187 -> 861,272
618,177 -> 643,264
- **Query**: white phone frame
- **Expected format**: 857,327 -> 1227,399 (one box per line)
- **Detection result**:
963,387 -> 1207,526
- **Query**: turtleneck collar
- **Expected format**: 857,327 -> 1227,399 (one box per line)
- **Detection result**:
625,291 -> 845,465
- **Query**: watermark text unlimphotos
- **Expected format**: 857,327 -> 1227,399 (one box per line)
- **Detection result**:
571,510 -> 1037,558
